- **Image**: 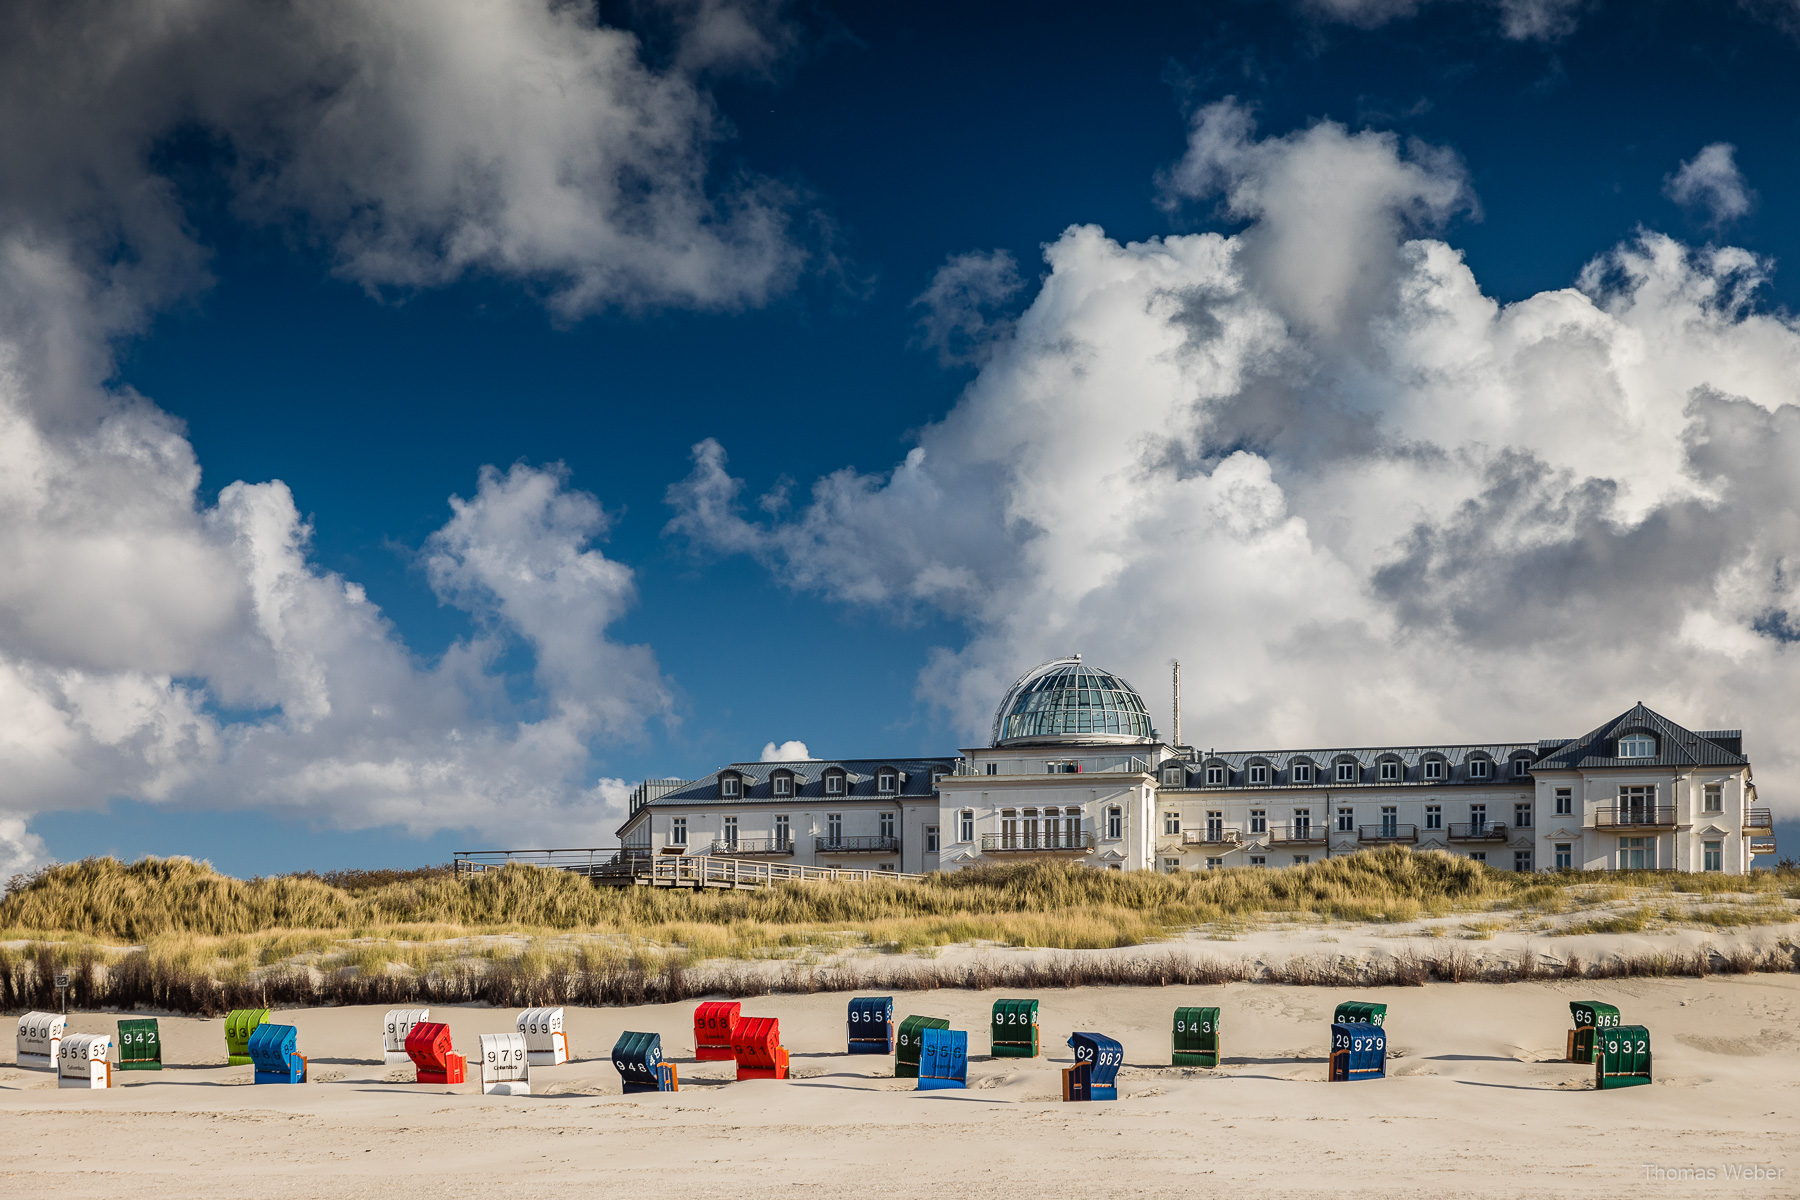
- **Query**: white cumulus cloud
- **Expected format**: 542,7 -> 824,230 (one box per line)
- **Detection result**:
1665,143 -> 1756,228
1297,0 -> 1586,39
669,102 -> 1800,816
760,740 -> 817,762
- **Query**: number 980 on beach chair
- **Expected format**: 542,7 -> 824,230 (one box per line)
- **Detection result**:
16,1011 -> 66,1070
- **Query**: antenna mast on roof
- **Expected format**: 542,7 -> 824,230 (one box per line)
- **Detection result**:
1171,659 -> 1182,748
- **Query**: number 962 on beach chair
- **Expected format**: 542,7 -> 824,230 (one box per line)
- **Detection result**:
1064,1033 -> 1122,1102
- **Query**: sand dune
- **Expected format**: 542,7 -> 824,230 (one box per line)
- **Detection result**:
4,977 -> 1797,1198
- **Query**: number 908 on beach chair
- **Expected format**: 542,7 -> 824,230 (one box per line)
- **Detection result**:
694,1001 -> 740,1061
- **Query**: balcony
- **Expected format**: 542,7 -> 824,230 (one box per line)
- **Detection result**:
955,755 -> 1153,777
1267,825 -> 1325,846
709,838 -> 794,857
980,832 -> 1095,853
1594,807 -> 1677,830
1447,822 -> 1509,842
1743,809 -> 1773,831
1358,823 -> 1419,844
1750,836 -> 1778,856
814,835 -> 902,855
1181,828 -> 1242,847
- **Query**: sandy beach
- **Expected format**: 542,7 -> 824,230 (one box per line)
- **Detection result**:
4,975 -> 1796,1199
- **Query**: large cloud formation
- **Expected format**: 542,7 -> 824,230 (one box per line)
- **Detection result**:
670,99 -> 1800,808
0,0 -> 797,862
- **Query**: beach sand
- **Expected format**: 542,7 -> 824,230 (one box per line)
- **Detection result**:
4,976 -> 1796,1198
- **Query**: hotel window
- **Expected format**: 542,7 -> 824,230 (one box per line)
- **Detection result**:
825,772 -> 844,796
722,816 -> 738,849
1336,761 -> 1357,783
1425,804 -> 1442,830
1163,764 -> 1184,787
986,762 -> 998,776
827,813 -> 843,843
1512,757 -> 1531,779
1379,759 -> 1401,782
1206,857 -> 1223,869
1164,858 -> 1181,873
1468,758 -> 1491,780
925,825 -> 939,853
1619,784 -> 1656,822
1249,763 -> 1269,785
1703,840 -> 1722,872
1292,762 -> 1313,784
1555,787 -> 1573,816
1469,803 -> 1487,833
1205,764 -> 1226,785
1249,809 -> 1267,834
1554,843 -> 1572,870
1618,733 -> 1655,759
772,774 -> 792,797
721,775 -> 740,798
879,812 -> 896,840
1163,811 -> 1181,835
1380,806 -> 1398,837
1618,836 -> 1653,870
774,815 -> 790,847
1514,850 -> 1533,872
1337,807 -> 1354,832
670,817 -> 687,845
1423,758 -> 1445,781
1292,808 -> 1311,837
1105,806 -> 1123,839
1047,760 -> 1079,775
1207,811 -> 1224,841
1249,855 -> 1266,867
877,771 -> 898,796
1468,852 -> 1486,864
959,810 -> 974,843
1703,784 -> 1723,813
1514,802 -> 1532,828
1292,855 -> 1310,865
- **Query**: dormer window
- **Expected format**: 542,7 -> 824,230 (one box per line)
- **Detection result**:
877,770 -> 898,796
825,771 -> 845,796
1292,762 -> 1313,784
1467,758 -> 1491,780
1618,733 -> 1655,759
772,773 -> 793,798
1336,760 -> 1357,783
1205,763 -> 1226,786
1423,757 -> 1445,781
1379,759 -> 1402,782
720,774 -> 740,798
1249,762 -> 1269,785
1162,764 -> 1185,787
1511,756 -> 1532,778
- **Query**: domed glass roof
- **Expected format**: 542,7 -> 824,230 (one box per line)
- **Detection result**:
991,657 -> 1156,746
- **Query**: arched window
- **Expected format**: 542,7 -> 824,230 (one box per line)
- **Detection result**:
1618,733 -> 1655,759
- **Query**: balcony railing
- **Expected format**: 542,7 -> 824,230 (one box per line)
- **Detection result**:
1267,825 -> 1325,845
1447,822 -> 1509,841
981,832 -> 1095,853
955,755 -> 1153,777
709,838 -> 794,857
1358,823 -> 1419,844
1594,807 -> 1677,830
1181,828 -> 1242,846
1750,836 -> 1778,856
814,835 -> 902,854
1743,809 -> 1773,831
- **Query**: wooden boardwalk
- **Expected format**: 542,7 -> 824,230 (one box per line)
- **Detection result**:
453,848 -> 921,890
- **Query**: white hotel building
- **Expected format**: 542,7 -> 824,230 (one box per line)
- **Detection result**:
617,657 -> 1774,875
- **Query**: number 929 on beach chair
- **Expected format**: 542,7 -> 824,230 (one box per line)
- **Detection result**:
58,1034 -> 113,1089
612,1031 -> 678,1093
480,1032 -> 531,1096
515,1007 -> 567,1067
1064,1033 -> 1122,1101
917,1028 -> 967,1091
249,1023 -> 307,1084
1595,1026 -> 1652,1090
694,1001 -> 740,1061
224,1008 -> 270,1066
1329,1022 -> 1385,1082
1566,1002 -> 1621,1065
16,1011 -> 67,1070
383,1008 -> 430,1064
117,1018 -> 162,1071
405,1021 -> 466,1085
847,996 -> 894,1054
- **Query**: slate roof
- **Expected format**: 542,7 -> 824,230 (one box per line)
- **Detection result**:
634,757 -> 959,806
1528,702 -> 1748,770
1167,743 -> 1542,789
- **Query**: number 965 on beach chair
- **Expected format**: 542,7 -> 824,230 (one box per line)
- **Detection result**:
516,1007 -> 567,1067
480,1032 -> 531,1096
612,1031 -> 678,1093
58,1034 -> 113,1089
249,1023 -> 307,1084
1566,1002 -> 1621,1065
1329,1022 -> 1385,1082
16,1011 -> 66,1070
383,1008 -> 430,1065
917,1028 -> 967,1091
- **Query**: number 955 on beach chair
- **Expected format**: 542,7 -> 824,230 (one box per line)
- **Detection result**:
847,997 -> 894,1054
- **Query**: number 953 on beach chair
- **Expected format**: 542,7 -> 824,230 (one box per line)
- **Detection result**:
58,1034 -> 113,1089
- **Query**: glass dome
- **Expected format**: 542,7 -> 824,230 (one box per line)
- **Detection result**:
991,657 -> 1157,746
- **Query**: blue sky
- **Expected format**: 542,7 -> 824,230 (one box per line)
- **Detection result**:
6,0 -> 1800,876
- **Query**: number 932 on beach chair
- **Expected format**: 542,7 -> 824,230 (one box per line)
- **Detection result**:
16,1011 -> 67,1070
515,1007 -> 567,1067
405,1021 -> 466,1085
612,1031 -> 678,1093
1566,1002 -> 1621,1065
249,1023 -> 307,1084
694,1001 -> 740,1061
480,1032 -> 531,1095
847,996 -> 894,1054
732,1016 -> 788,1081
895,1015 -> 949,1079
117,1018 -> 161,1071
1064,1033 -> 1123,1102
1595,1026 -> 1652,1090
1172,1007 -> 1220,1068
383,1008 -> 430,1064
58,1034 -> 113,1089
224,1008 -> 270,1066
917,1028 -> 967,1091
990,999 -> 1039,1058
1329,1022 -> 1386,1082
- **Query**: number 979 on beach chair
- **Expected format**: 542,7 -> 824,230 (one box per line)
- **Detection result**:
480,1032 -> 531,1096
